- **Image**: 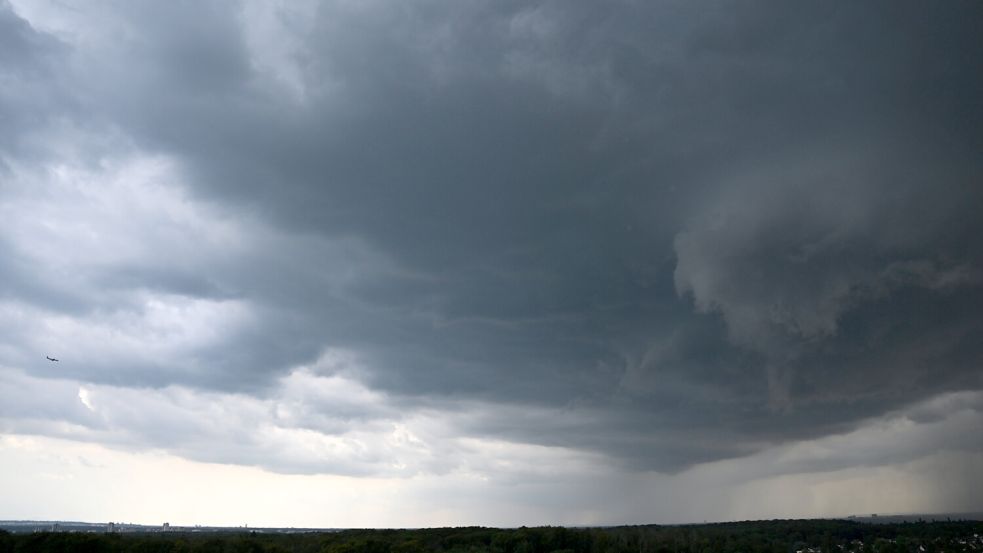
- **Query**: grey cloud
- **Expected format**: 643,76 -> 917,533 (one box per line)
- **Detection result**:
0,0 -> 68,164
737,391 -> 983,479
1,0 -> 982,477
0,368 -> 101,430
673,142 -> 983,416
674,146 -> 983,351
0,367 -> 445,477
904,391 -> 983,425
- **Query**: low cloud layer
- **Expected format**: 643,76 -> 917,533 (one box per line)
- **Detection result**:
1,0 -> 982,522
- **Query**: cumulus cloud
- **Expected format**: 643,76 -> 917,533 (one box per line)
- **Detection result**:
0,361 -> 611,484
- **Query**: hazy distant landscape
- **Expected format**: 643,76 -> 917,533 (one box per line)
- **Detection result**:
4,514 -> 983,535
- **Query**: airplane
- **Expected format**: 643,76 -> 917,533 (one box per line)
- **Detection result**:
46,356 -> 59,362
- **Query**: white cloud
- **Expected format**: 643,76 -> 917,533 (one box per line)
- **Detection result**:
0,361 -> 607,482
77,387 -> 93,411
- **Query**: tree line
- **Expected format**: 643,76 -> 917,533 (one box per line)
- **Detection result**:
2,519 -> 982,553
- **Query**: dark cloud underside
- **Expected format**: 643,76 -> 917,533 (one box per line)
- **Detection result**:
1,0 -> 982,474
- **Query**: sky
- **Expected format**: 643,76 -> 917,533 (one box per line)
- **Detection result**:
1,0 -> 982,528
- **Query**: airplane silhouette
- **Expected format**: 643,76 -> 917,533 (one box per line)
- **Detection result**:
46,356 -> 59,362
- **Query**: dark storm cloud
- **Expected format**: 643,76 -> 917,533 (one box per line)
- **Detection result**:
2,0 -> 983,474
